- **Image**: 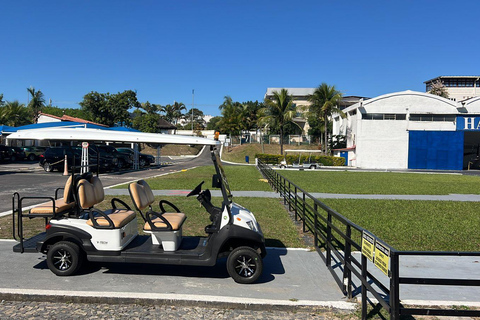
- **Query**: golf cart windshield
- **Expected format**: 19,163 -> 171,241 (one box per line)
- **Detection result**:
213,149 -> 233,203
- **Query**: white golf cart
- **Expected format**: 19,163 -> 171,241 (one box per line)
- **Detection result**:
10,128 -> 266,284
279,149 -> 324,170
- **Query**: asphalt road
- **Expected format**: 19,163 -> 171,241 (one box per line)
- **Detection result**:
0,147 -> 213,215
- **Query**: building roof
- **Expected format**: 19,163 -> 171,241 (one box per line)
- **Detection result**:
157,118 -> 177,130
38,112 -> 108,127
424,76 -> 480,84
265,88 -> 315,98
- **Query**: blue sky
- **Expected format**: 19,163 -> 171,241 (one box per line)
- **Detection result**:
1,1 -> 479,116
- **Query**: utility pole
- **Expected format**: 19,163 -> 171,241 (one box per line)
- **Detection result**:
191,89 -> 194,133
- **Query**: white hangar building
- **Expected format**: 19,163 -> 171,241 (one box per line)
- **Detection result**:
332,90 -> 480,170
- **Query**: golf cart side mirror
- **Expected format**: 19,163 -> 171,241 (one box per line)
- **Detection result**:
212,174 -> 221,188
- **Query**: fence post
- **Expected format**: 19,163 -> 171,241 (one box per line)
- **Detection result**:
314,203 -> 318,248
294,186 -> 298,221
302,192 -> 306,232
343,225 -> 352,298
361,254 -> 368,320
283,179 -> 287,205
288,181 -> 292,211
390,252 -> 400,320
326,211 -> 332,267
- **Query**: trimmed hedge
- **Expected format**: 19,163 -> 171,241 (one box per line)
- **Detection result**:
255,153 -> 346,166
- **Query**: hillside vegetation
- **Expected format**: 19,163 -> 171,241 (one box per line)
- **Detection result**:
222,143 -> 320,163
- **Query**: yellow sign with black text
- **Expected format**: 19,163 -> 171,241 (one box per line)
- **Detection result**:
361,231 -> 375,262
374,241 -> 390,277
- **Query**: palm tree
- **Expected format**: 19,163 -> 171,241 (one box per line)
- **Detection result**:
27,87 -> 45,123
2,101 -> 31,127
308,83 -> 343,154
161,102 -> 186,125
261,89 -> 297,155
218,96 -> 244,136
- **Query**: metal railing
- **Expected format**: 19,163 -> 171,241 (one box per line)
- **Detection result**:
257,159 -> 480,319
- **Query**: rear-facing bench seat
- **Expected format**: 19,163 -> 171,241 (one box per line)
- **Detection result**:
129,180 -> 186,251
26,175 -> 76,217
77,178 -> 136,229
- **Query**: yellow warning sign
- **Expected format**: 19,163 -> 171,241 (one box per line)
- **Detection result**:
361,231 -> 375,262
374,241 -> 390,277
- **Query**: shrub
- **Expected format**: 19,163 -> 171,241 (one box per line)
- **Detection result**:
255,153 -> 345,166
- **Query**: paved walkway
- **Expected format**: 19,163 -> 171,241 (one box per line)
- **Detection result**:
105,188 -> 480,202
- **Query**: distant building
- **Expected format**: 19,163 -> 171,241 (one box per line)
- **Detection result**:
264,87 -> 368,136
424,76 -> 480,102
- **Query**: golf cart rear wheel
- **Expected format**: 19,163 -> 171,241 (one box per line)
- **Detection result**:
47,241 -> 83,276
227,246 -> 263,284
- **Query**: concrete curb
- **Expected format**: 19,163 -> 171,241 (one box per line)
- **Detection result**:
0,288 -> 356,312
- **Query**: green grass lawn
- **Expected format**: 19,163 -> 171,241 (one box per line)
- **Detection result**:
279,170 -> 480,195
319,198 -> 480,252
2,195 -> 305,248
114,165 -> 272,191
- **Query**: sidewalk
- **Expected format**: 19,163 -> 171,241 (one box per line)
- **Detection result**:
105,188 -> 480,202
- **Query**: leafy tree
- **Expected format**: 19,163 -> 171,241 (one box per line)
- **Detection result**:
0,94 -> 4,106
41,105 -> 91,119
308,83 -> 343,154
428,80 -> 449,98
182,108 -> 205,130
27,87 -> 45,123
206,116 -> 222,131
80,90 -> 140,127
1,101 -> 31,127
131,109 -> 161,133
261,89 -> 297,155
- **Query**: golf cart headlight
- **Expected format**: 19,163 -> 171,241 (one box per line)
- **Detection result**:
246,220 -> 256,231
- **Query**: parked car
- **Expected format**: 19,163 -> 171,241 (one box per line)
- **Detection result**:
39,146 -> 116,172
116,147 -> 155,167
22,146 -> 47,161
0,145 -> 14,162
96,145 -> 132,169
10,147 -> 27,162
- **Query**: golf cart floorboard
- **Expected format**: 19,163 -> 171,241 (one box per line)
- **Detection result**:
13,232 -> 46,253
87,235 -> 214,266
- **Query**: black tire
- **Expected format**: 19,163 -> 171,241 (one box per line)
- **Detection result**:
118,158 -> 125,169
28,154 -> 36,161
227,246 -> 263,284
139,158 -> 146,167
44,162 -> 52,172
46,241 -> 83,276
11,155 -> 16,162
280,165 -> 285,169
309,165 -> 315,170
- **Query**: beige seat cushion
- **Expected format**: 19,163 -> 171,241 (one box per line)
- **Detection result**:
29,198 -> 75,215
144,212 -> 186,231
86,210 -> 137,228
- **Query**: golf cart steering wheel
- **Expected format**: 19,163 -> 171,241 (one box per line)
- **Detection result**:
187,181 -> 204,197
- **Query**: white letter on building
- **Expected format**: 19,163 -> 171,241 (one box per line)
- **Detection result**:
465,117 -> 475,130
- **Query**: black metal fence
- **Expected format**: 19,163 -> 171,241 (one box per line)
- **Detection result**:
257,159 -> 480,319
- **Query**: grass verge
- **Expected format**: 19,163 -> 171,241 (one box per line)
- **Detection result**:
279,170 -> 480,195
113,165 -> 272,191
320,198 -> 480,251
1,196 -> 305,248
222,143 -> 320,163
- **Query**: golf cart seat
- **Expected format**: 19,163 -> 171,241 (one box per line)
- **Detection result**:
77,178 -> 136,229
129,180 -> 186,251
27,175 -> 76,217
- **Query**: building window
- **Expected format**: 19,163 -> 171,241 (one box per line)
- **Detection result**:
363,114 -> 406,120
409,114 -> 455,122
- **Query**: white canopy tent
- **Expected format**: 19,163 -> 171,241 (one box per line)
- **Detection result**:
7,127 -> 220,171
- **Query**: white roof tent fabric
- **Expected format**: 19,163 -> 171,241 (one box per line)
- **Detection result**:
7,127 -> 220,146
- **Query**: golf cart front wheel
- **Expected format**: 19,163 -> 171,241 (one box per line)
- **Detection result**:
44,162 -> 53,172
227,246 -> 263,284
47,241 -> 83,276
